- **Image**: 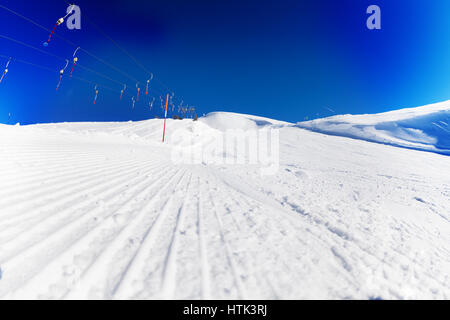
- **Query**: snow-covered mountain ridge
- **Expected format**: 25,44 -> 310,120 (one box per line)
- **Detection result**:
297,100 -> 450,155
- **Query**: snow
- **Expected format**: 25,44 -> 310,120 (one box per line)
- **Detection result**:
0,108 -> 449,300
199,112 -> 291,131
297,100 -> 450,155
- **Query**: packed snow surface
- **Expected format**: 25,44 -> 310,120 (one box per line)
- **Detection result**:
297,100 -> 450,155
0,109 -> 449,300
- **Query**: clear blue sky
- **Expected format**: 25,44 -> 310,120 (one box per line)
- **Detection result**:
1,0 -> 450,125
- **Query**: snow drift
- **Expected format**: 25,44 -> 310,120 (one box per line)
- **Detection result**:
297,100 -> 450,155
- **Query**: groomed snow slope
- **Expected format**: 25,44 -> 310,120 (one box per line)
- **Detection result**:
297,100 -> 450,155
0,111 -> 449,299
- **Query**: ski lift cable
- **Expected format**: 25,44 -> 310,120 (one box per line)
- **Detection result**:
59,0 -> 185,105
0,3 -> 139,85
0,34 -> 120,86
0,3 -> 138,84
1,2 -> 182,106
0,34 -> 128,88
0,2 -> 168,99
0,53 -> 117,93
0,51 -> 163,101
0,3 -> 184,105
78,48 -> 139,83
0,34 -> 65,62
76,63 -> 124,86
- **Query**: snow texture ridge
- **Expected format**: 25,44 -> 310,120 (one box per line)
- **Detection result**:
296,100 -> 450,155
0,107 -> 449,299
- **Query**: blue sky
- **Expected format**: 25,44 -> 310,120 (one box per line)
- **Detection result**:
1,0 -> 450,124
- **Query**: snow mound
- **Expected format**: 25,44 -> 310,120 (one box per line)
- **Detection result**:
297,101 -> 450,155
200,112 -> 291,131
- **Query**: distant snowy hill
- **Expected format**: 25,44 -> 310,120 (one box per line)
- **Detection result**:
0,108 -> 449,300
297,101 -> 450,155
